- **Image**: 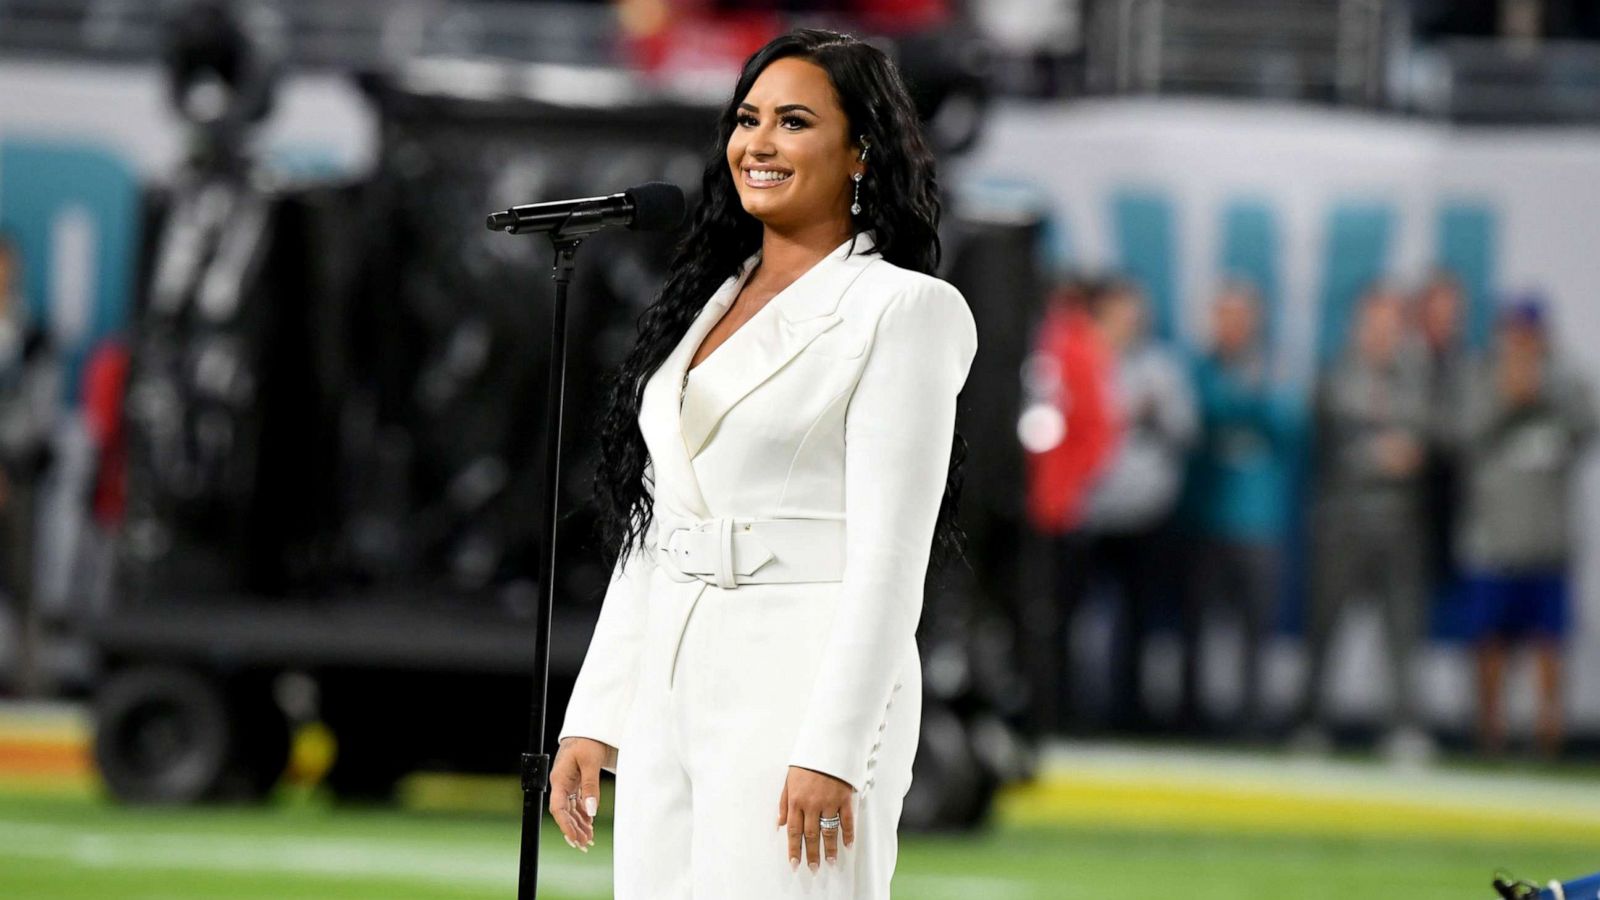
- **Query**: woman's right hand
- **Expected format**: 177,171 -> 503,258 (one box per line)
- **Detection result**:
549,736 -> 615,852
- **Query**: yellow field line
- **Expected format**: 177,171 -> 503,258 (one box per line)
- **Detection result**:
994,772 -> 1600,845
0,717 -> 86,743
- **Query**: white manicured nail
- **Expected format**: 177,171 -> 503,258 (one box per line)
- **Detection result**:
585,796 -> 598,817
790,857 -> 799,871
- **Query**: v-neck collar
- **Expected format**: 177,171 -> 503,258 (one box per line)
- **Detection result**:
686,231 -> 878,375
646,230 -> 879,470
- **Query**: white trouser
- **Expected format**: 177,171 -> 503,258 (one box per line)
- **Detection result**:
611,575 -> 921,899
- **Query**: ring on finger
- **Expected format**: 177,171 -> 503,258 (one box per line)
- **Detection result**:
819,814 -> 841,831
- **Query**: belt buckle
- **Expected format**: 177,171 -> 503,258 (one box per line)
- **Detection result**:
655,523 -> 695,581
659,516 -> 763,589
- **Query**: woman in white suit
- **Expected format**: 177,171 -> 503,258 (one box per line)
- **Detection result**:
548,28 -> 978,898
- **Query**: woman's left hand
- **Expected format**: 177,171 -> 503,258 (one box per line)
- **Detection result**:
777,765 -> 854,872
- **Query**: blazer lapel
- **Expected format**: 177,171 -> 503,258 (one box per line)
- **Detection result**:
639,263 -> 752,519
679,232 -> 879,459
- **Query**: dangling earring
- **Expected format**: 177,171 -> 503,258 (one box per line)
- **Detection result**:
852,137 -> 869,216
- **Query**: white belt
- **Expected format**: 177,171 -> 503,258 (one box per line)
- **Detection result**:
656,515 -> 845,589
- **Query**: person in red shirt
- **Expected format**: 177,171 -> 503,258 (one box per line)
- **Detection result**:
619,0 -> 952,79
82,338 -> 130,529
1017,276 -> 1121,735
1022,281 -> 1120,534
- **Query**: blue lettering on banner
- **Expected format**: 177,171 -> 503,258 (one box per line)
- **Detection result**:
0,138 -> 140,405
963,179 -> 1502,377
1110,189 -> 1179,341
1218,199 -> 1282,350
1315,202 -> 1395,366
1437,201 -> 1496,352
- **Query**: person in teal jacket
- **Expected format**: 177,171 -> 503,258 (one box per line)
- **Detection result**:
1177,281 -> 1298,735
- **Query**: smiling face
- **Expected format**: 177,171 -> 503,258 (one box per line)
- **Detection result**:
726,56 -> 863,235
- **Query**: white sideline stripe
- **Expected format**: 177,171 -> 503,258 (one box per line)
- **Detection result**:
0,820 -> 1030,898
0,819 -> 608,894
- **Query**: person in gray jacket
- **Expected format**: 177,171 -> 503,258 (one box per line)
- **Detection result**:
1082,277 -> 1198,731
1457,297 -> 1596,758
1416,271 -> 1477,605
1294,284 -> 1434,759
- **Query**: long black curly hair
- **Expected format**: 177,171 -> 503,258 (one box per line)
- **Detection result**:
592,28 -> 968,574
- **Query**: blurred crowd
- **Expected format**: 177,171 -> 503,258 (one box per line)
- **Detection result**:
1018,268 -> 1596,761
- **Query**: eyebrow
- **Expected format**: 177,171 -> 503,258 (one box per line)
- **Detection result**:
738,102 -> 819,116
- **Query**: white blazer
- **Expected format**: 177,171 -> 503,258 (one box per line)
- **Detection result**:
558,230 -> 978,793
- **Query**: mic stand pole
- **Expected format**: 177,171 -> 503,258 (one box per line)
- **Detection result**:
516,233 -> 583,900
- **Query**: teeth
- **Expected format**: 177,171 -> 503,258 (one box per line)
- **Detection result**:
748,170 -> 791,183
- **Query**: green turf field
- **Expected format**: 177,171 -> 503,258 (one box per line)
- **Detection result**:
2,782 -> 1596,899
4,704 -> 1598,900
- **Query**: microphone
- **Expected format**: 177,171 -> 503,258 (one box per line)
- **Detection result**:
486,182 -> 686,237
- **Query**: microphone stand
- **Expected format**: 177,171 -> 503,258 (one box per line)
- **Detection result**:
492,192 -> 680,898
513,227 -> 584,900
